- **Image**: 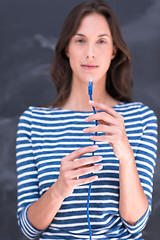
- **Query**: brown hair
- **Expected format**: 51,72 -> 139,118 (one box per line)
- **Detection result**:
50,0 -> 133,107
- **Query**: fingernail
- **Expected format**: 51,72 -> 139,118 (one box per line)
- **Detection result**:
98,156 -> 103,160
94,176 -> 98,180
84,117 -> 88,122
99,164 -> 103,169
92,145 -> 99,149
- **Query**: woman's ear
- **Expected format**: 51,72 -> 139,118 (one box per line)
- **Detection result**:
65,47 -> 69,58
111,45 -> 117,60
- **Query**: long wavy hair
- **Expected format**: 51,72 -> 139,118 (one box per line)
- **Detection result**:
50,0 -> 133,107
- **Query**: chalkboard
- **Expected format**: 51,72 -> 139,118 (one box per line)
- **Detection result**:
0,0 -> 159,239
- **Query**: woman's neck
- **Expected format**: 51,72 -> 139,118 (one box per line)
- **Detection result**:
60,79 -> 120,111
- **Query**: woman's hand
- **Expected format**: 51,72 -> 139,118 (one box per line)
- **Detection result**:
54,145 -> 103,200
82,101 -> 149,224
83,100 -> 134,162
27,145 -> 103,231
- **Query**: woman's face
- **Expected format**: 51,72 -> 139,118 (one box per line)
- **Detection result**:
66,13 -> 116,84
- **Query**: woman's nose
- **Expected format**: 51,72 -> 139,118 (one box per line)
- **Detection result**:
86,44 -> 95,60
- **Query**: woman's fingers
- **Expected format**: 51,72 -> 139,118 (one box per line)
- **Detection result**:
85,111 -> 117,126
57,145 -> 103,198
85,101 -> 123,126
73,175 -> 99,187
83,124 -> 111,134
60,145 -> 102,181
73,155 -> 103,168
89,100 -> 118,117
64,144 -> 99,162
89,135 -> 112,142
66,163 -> 103,179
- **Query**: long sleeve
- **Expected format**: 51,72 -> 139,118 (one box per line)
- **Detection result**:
16,108 -> 42,239
121,104 -> 158,234
16,103 -> 158,239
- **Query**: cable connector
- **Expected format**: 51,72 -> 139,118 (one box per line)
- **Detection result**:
88,77 -> 93,96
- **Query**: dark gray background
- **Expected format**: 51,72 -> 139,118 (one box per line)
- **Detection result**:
0,0 -> 160,239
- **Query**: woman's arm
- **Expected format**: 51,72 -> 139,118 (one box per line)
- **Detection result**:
16,108 -> 103,238
118,149 -> 148,225
27,182 -> 64,231
27,145 -> 102,231
83,100 -> 157,225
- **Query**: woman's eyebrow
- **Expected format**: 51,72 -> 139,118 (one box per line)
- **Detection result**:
75,33 -> 85,37
75,33 -> 110,38
98,33 -> 110,38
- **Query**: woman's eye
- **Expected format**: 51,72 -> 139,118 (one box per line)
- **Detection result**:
97,39 -> 107,44
75,39 -> 85,43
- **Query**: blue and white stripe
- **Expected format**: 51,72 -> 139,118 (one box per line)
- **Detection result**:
16,102 -> 157,239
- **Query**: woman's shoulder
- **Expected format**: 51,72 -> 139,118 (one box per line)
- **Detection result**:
18,105 -> 64,122
116,101 -> 147,109
116,101 -> 155,113
116,101 -> 157,123
20,105 -> 61,115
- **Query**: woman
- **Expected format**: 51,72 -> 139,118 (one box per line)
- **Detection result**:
16,1 -> 157,239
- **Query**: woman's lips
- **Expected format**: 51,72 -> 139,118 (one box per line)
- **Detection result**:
81,64 -> 99,70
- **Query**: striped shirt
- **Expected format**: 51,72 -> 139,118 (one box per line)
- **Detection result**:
16,102 -> 157,240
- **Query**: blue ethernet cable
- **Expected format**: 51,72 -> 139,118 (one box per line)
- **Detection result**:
87,77 -> 98,240
88,77 -> 97,115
